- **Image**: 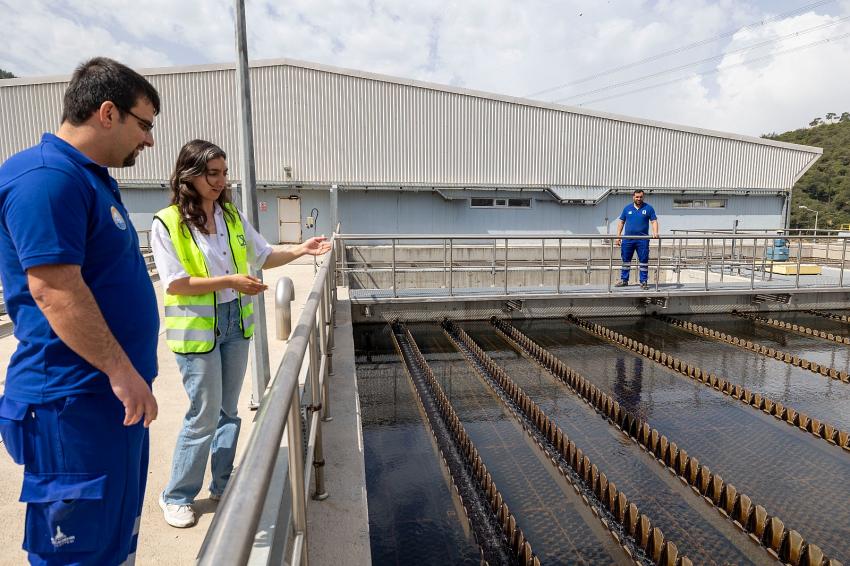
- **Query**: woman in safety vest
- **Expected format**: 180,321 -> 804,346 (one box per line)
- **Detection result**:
151,139 -> 330,528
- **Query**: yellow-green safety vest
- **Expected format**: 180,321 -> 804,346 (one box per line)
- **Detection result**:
153,204 -> 255,354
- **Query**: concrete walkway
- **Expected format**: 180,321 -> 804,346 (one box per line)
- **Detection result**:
0,255 -> 370,565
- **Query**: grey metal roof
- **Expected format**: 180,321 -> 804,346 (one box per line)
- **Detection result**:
0,57 -> 822,190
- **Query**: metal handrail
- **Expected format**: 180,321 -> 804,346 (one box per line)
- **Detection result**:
338,232 -> 838,240
198,237 -> 336,565
337,233 -> 850,297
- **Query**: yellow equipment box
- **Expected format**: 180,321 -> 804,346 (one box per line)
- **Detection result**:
765,262 -> 822,275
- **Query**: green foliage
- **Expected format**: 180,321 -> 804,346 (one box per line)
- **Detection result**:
765,115 -> 850,229
0,68 -> 15,79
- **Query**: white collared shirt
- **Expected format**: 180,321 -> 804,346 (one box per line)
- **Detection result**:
151,203 -> 273,304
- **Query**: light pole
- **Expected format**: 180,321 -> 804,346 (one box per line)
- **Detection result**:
799,205 -> 819,242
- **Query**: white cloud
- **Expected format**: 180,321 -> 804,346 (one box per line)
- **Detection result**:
1,0 -> 848,136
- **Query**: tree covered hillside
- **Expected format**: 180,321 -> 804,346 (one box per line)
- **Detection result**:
765,114 -> 850,230
0,68 -> 15,79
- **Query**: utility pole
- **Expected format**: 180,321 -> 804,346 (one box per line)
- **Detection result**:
234,0 -> 271,407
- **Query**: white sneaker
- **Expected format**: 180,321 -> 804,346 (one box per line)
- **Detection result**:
159,493 -> 196,528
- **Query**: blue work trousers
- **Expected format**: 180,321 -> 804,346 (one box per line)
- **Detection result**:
620,239 -> 650,283
163,299 -> 250,505
0,390 -> 149,565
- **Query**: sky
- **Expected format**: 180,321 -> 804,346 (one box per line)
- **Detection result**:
1,0 -> 848,137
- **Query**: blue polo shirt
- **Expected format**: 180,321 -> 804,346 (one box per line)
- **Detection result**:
618,202 -> 657,236
0,133 -> 159,404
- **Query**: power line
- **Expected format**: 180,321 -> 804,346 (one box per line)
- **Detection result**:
552,14 -> 850,103
525,0 -> 836,98
571,30 -> 850,107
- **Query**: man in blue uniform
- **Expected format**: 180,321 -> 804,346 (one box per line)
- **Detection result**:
0,58 -> 160,565
614,190 -> 659,290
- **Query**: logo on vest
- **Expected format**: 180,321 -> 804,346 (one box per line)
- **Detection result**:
51,526 -> 76,548
642,209 -> 647,215
237,234 -> 246,247
628,210 -> 633,215
111,206 -> 127,230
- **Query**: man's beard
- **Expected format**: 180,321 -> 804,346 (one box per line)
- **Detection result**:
122,152 -> 136,167
122,146 -> 141,167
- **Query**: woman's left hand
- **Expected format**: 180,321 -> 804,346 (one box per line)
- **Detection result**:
301,236 -> 332,256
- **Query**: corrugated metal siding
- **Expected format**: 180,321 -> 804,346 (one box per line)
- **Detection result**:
118,186 -> 784,241
1,63 -> 819,189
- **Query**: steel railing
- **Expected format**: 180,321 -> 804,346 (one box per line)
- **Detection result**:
336,233 -> 850,298
197,237 -> 337,566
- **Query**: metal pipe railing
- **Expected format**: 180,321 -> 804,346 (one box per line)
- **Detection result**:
197,237 -> 336,566
337,232 -> 850,298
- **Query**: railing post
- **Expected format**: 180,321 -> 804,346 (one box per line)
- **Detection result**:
796,238 -> 803,288
543,239 -> 548,287
309,323 -> 328,500
391,239 -> 397,298
287,389 -> 309,566
677,238 -> 683,285
841,238 -> 847,287
720,238 -> 725,282
655,237 -> 662,291
557,238 -> 562,294
442,239 -> 447,289
760,237 -> 767,281
608,238 -> 614,293
492,239 -> 497,287
319,283 -> 333,420
449,239 -> 454,295
585,238 -> 592,285
504,238 -> 509,295
750,238 -> 757,289
703,238 -> 709,291
826,234 -> 831,265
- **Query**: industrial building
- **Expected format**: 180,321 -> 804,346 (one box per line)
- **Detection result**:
0,58 -> 822,243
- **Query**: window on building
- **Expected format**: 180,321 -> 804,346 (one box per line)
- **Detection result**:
673,199 -> 727,209
469,197 -> 532,208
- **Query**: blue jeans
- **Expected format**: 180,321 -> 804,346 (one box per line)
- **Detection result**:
621,239 -> 650,283
163,299 -> 250,505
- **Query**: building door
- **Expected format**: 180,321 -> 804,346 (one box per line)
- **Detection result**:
278,197 -> 302,243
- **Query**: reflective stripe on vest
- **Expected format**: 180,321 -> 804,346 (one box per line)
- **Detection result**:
154,203 -> 255,354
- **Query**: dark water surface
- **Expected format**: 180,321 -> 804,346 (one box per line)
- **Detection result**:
516,318 -> 850,563
410,324 -> 631,565
756,311 -> 850,338
461,321 -> 770,566
594,316 -> 850,432
356,324 -> 481,565
685,314 -> 850,374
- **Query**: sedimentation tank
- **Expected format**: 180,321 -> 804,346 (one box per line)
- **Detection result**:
350,233 -> 850,566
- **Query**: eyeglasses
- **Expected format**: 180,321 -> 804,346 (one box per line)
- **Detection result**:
124,109 -> 154,133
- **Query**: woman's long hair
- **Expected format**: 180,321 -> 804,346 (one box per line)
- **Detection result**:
169,139 -> 235,233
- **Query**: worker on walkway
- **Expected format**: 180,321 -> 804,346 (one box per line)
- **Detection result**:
152,139 -> 330,528
614,189 -> 659,290
0,58 -> 160,565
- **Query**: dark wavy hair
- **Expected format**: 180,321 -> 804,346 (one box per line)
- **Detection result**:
169,139 -> 236,233
61,57 -> 160,125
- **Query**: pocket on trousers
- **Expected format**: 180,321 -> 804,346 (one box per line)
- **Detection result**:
0,396 -> 29,464
20,472 -> 107,554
